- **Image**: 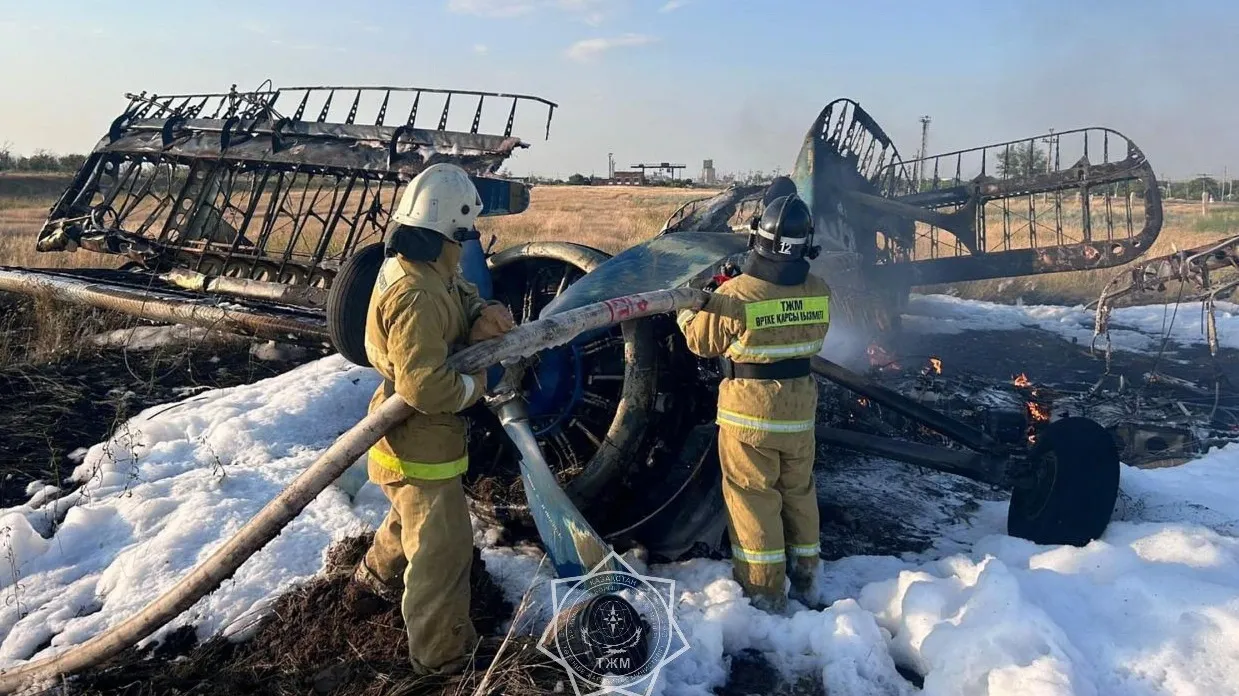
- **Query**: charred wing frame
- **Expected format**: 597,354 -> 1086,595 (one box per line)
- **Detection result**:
35,84 -> 556,290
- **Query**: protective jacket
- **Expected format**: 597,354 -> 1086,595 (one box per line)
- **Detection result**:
364,242 -> 494,485
678,271 -> 831,445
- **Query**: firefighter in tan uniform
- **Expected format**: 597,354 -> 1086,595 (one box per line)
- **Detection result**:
677,192 -> 830,613
345,163 -> 516,675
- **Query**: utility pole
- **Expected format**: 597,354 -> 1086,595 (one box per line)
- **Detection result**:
1039,128 -> 1057,203
1041,128 -> 1056,175
916,115 -> 931,189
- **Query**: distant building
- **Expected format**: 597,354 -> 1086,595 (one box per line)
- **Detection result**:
610,171 -> 646,186
701,159 -> 716,185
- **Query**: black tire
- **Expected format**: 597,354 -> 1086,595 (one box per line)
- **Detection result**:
326,242 -> 385,367
1007,417 -> 1120,546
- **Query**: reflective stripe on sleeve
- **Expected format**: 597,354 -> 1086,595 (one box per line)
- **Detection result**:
369,447 -> 468,480
716,408 -> 815,433
724,338 -> 824,360
731,545 -> 787,564
676,309 -> 697,329
743,296 -> 830,331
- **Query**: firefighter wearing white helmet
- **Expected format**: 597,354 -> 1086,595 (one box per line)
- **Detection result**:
345,163 -> 516,675
677,188 -> 831,613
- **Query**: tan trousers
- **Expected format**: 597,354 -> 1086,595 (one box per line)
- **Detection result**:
361,471 -> 478,674
718,428 -> 820,610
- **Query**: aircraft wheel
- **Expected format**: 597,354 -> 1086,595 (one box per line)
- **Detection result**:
1007,417 -> 1120,546
324,242 -> 384,367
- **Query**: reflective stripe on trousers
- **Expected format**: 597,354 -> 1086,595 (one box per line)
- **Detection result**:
732,543 -> 820,564
716,408 -> 815,433
732,545 -> 786,564
369,447 -> 469,480
788,542 -> 821,557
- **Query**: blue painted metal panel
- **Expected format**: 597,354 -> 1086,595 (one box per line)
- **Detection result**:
459,237 -> 493,299
539,231 -> 749,318
457,235 -> 506,387
471,177 -> 530,217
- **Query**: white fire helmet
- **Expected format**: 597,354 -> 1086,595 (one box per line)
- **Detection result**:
390,163 -> 484,241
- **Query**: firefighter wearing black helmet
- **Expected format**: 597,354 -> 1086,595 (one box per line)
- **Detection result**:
677,189 -> 831,613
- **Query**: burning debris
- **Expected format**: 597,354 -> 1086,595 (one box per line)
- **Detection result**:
822,344 -> 1239,468
866,343 -> 901,372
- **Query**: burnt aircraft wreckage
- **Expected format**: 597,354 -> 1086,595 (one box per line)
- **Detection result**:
0,82 -> 1168,565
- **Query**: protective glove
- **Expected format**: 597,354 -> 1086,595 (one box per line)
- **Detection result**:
702,292 -> 742,321
469,303 -> 516,344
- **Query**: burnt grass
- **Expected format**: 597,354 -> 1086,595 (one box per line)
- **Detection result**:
61,534 -> 563,696
0,292 -> 326,507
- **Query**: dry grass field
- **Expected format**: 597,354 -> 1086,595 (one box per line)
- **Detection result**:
476,185 -> 708,253
0,173 -> 123,270
0,175 -> 704,270
2,172 -> 1237,306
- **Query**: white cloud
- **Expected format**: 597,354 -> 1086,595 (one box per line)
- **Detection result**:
565,33 -> 656,62
349,20 -> 383,34
448,0 -> 621,24
474,43 -> 489,54
556,0 -> 611,25
658,0 -> 689,12
446,0 -> 541,17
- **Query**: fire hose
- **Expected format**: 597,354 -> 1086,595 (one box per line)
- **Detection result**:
0,287 -> 709,695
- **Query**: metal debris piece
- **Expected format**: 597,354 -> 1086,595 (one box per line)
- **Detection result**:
1091,234 -> 1239,356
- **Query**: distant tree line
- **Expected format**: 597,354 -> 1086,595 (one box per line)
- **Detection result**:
0,144 -> 88,173
530,173 -> 701,188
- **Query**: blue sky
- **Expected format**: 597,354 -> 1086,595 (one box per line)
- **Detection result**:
1,0 -> 1235,180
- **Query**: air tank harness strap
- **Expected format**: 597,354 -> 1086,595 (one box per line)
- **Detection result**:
718,357 -> 811,380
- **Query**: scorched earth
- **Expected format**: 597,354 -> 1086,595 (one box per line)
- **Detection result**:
3,293 -> 1239,696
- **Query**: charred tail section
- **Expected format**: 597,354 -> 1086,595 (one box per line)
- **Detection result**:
878,127 -> 1163,285
790,99 -> 1164,287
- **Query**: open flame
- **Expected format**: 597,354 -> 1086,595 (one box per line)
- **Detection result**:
867,343 -> 901,371
867,343 -> 893,365
929,357 -> 942,375
1013,373 -> 1031,388
1027,401 -> 1050,423
857,397 -> 870,407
